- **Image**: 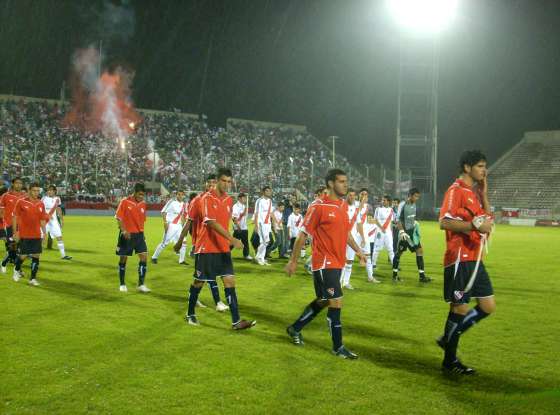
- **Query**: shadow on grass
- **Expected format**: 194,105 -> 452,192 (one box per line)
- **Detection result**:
39,278 -> 123,303
62,248 -> 100,254
358,342 -> 549,396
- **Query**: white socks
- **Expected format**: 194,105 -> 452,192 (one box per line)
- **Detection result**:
179,245 -> 187,263
366,257 -> 373,279
343,264 -> 353,286
152,242 -> 166,260
57,241 -> 66,257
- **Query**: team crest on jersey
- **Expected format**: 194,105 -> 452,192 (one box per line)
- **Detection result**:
327,288 -> 335,296
453,290 -> 464,300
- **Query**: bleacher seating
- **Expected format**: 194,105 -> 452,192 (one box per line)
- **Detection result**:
488,131 -> 560,209
0,95 -> 374,200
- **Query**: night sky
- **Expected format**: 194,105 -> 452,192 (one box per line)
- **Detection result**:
1,0 -> 560,190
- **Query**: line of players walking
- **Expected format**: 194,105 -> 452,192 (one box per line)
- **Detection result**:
2,150 -> 495,375
0,178 -> 72,286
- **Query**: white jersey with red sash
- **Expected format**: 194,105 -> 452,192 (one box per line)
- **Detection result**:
162,200 -> 185,225
232,201 -> 248,230
41,196 -> 61,224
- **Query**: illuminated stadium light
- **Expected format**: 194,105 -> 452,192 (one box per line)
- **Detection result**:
387,0 -> 458,34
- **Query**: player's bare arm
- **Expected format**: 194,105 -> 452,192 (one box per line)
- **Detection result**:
347,233 -> 366,265
173,219 -> 192,252
285,231 -> 307,276
117,219 -> 130,239
440,217 -> 493,234
57,206 -> 64,227
12,215 -> 19,242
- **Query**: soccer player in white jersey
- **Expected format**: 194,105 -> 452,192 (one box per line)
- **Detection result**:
41,185 -> 72,260
253,186 -> 276,266
363,212 -> 381,283
151,190 -> 187,264
340,188 -> 368,290
371,195 -> 395,277
287,203 -> 305,257
232,192 -> 252,260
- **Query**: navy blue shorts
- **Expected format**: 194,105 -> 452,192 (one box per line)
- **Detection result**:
0,228 -> 6,240
313,268 -> 343,300
116,232 -> 147,256
444,261 -> 494,304
195,252 -> 234,282
18,238 -> 42,255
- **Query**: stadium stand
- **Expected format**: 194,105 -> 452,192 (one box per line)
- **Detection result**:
488,130 -> 560,211
0,95 -> 374,201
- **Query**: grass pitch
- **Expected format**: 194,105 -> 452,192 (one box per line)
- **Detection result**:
1,216 -> 559,414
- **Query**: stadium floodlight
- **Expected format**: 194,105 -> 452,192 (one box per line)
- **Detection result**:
387,0 -> 458,34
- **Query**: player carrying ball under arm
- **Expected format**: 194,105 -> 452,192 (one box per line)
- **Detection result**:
437,150 -> 495,375
184,167 -> 255,330
115,183 -> 150,293
285,169 -> 366,359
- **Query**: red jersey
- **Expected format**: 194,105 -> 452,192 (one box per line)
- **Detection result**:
187,193 -> 205,247
196,189 -> 233,254
13,198 -> 49,239
301,195 -> 351,271
439,179 -> 488,267
0,190 -> 26,225
115,196 -> 147,233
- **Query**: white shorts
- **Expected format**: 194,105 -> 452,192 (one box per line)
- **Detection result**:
46,220 -> 62,238
373,230 -> 394,254
258,223 -> 272,245
162,223 -> 183,245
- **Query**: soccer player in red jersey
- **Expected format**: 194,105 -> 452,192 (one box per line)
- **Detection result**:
285,169 -> 366,359
184,167 -> 255,330
174,174 -> 228,312
115,183 -> 150,293
12,183 -> 49,286
0,177 -> 26,274
437,150 -> 495,375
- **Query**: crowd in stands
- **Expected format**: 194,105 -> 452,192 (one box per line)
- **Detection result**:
0,97 -> 370,202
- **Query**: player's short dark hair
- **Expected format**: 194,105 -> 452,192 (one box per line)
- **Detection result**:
294,203 -> 301,209
238,192 -> 246,199
459,150 -> 487,173
314,185 -> 326,195
189,192 -> 197,200
408,187 -> 420,196
347,188 -> 356,194
48,185 -> 57,191
262,186 -> 271,192
134,182 -> 146,193
277,201 -> 284,207
29,182 -> 41,189
393,198 -> 400,203
325,169 -> 346,187
206,173 -> 217,181
359,187 -> 369,193
216,167 -> 232,178
11,177 -> 22,184
383,195 -> 391,201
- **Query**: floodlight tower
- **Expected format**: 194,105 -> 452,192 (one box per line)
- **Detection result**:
388,0 -> 458,209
